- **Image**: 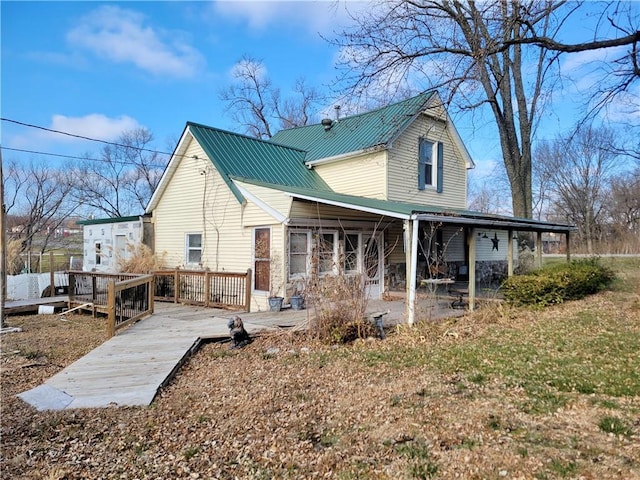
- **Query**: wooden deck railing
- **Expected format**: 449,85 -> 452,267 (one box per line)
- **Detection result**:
68,271 -> 141,314
153,269 -> 251,311
107,274 -> 154,338
68,269 -> 251,337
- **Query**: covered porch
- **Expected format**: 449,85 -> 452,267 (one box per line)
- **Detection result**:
283,189 -> 574,325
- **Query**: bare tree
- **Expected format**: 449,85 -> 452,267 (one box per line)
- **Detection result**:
334,0 -> 639,219
220,56 -> 324,139
3,159 -> 77,271
606,168 -> 640,252
536,125 -> 618,253
72,127 -> 167,217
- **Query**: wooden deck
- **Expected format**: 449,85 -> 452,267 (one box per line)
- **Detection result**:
16,297 -> 465,412
5,296 -> 69,315
18,303 -> 312,411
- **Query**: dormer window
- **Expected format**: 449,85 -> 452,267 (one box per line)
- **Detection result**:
419,138 -> 444,192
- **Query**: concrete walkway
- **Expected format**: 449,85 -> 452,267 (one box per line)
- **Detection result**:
18,303 -> 311,411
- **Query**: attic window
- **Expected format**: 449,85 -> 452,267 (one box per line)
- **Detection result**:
419,139 -> 444,192
418,139 -> 434,189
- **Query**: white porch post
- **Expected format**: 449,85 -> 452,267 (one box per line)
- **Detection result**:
566,231 -> 571,263
507,229 -> 514,277
468,227 -> 476,311
407,218 -> 419,326
535,231 -> 543,269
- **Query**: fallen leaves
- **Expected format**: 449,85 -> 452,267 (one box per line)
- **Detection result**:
2,269 -> 640,479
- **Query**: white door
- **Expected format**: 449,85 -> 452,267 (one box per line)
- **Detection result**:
363,233 -> 383,299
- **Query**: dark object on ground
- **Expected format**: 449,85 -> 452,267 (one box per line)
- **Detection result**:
227,316 -> 251,349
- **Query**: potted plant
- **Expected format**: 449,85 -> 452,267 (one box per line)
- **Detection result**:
268,255 -> 284,312
288,280 -> 305,310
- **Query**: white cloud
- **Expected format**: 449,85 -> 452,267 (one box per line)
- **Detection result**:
67,5 -> 205,78
211,0 -> 368,35
560,45 -> 626,74
50,114 -> 141,142
7,114 -> 142,150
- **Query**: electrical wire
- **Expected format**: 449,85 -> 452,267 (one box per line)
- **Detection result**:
1,117 -> 175,156
0,146 -> 167,168
0,116 -> 203,166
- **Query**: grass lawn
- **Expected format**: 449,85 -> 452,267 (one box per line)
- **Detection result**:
1,258 -> 639,479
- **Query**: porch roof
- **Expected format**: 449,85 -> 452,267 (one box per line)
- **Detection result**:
232,177 -> 575,233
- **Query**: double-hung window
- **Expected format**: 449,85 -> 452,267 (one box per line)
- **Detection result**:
288,230 -> 338,279
186,233 -> 202,265
418,139 -> 434,189
289,231 -> 309,279
419,139 -> 444,192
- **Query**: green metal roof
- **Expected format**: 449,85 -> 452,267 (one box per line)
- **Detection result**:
188,123 -> 331,202
270,91 -> 436,162
233,178 -> 574,232
77,215 -> 142,225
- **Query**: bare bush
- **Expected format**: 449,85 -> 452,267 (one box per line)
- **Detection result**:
116,244 -> 166,274
307,273 -> 375,344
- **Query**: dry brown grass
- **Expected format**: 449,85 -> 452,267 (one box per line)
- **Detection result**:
116,244 -> 166,273
1,260 -> 639,479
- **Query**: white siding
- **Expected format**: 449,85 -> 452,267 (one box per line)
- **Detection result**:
388,114 -> 467,208
313,151 -> 387,199
474,230 -> 517,261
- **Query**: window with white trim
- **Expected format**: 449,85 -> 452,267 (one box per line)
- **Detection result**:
289,231 -> 310,278
288,230 -> 339,279
344,233 -> 360,274
419,139 -> 444,192
318,232 -> 338,274
186,233 -> 202,265
418,138 -> 435,189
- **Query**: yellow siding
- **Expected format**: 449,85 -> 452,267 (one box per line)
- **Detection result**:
234,180 -> 292,226
290,201 -> 386,223
314,151 -> 387,199
388,114 -> 467,208
152,138 -> 288,311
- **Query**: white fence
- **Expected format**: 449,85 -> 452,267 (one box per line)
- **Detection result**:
6,272 -> 69,301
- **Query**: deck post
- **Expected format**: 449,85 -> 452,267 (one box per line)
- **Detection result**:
204,271 -> 211,307
148,276 -> 154,315
68,272 -> 76,308
91,275 -> 98,317
49,251 -> 55,296
174,270 -> 179,304
468,228 -> 476,311
566,231 -> 571,263
245,269 -> 252,311
107,280 -> 116,338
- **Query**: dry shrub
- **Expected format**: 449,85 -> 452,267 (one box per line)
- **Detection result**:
116,244 -> 166,273
6,239 -> 24,275
307,273 -> 375,343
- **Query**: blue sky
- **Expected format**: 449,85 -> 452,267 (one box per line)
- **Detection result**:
2,1 -> 638,180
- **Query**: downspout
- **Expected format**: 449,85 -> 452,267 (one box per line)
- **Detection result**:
408,217 -> 419,326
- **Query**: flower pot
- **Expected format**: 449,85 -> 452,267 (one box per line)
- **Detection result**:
290,295 -> 304,310
268,296 -> 284,312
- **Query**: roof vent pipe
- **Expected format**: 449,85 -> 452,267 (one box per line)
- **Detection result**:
334,105 -> 341,120
321,118 -> 333,131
